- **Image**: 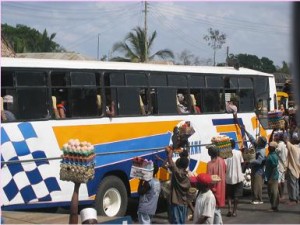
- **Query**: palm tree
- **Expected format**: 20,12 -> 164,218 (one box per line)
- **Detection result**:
111,27 -> 174,62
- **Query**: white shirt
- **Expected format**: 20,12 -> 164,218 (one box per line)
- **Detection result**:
276,141 -> 287,173
193,189 -> 216,224
225,150 -> 244,184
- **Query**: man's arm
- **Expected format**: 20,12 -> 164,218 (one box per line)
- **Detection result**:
69,182 -> 81,224
166,147 -> 175,169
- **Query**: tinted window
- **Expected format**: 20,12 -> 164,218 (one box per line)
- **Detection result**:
149,74 -> 167,86
206,76 -> 223,88
71,72 -> 96,86
1,71 -> 14,87
157,88 -> 177,114
239,77 -> 253,88
224,76 -> 238,89
168,74 -> 187,87
70,88 -> 97,117
202,89 -> 222,112
126,73 -> 147,86
16,71 -> 47,86
239,89 -> 254,112
189,75 -> 205,88
17,88 -> 49,120
110,73 -> 124,86
117,87 -> 140,115
51,71 -> 68,86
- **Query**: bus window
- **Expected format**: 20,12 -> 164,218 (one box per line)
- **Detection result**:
71,72 -> 96,86
70,88 -> 98,117
176,89 -> 190,114
224,76 -> 238,89
202,89 -> 222,113
149,74 -> 167,86
117,87 -> 140,115
190,89 -> 202,113
152,88 -> 177,114
189,75 -> 205,88
254,77 -> 270,128
126,73 -> 147,86
168,74 -> 188,87
17,88 -> 49,120
239,89 -> 254,112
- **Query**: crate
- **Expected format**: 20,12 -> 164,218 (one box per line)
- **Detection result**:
130,166 -> 153,181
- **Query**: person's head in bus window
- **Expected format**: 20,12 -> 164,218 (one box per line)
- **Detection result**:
177,93 -> 189,114
2,95 -> 16,122
105,95 -> 115,117
80,208 -> 98,224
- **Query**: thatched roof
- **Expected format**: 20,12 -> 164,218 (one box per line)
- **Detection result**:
1,35 -> 16,57
16,52 -> 94,60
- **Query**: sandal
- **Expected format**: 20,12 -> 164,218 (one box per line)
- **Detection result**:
232,212 -> 237,217
226,212 -> 232,217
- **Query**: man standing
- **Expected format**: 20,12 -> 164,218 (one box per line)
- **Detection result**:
285,133 -> 300,205
225,139 -> 244,217
265,141 -> 279,212
243,126 -> 267,204
166,147 -> 191,224
207,146 -> 226,224
137,164 -> 161,224
191,173 -> 216,224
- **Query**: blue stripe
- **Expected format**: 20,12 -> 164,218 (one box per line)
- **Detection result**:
94,133 -> 171,167
212,118 -> 243,126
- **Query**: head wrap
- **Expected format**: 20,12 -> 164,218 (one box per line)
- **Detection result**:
80,208 -> 97,223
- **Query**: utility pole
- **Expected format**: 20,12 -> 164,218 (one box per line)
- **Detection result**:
144,1 -> 148,62
226,46 -> 229,66
97,33 -> 101,60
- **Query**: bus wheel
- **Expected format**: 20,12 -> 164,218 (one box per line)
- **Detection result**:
95,176 -> 128,217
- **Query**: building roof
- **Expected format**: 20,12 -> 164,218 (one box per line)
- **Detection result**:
16,52 -> 94,61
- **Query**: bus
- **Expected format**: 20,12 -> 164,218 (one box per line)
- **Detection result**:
1,57 -> 277,217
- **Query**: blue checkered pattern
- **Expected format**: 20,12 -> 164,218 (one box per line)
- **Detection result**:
1,122 -> 61,204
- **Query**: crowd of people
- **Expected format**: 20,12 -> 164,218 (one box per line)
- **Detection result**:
65,101 -> 300,224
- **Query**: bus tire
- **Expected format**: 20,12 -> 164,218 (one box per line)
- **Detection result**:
95,175 -> 128,217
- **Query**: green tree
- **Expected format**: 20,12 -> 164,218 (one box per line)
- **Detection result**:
232,53 -> 276,73
277,61 -> 291,74
203,28 -> 226,66
2,23 -> 65,53
111,26 -> 174,62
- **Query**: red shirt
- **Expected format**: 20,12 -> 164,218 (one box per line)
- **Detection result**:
207,157 -> 226,207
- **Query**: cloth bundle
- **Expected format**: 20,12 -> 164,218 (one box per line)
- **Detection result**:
211,135 -> 233,159
60,139 -> 95,183
268,110 -> 285,129
130,157 -> 154,181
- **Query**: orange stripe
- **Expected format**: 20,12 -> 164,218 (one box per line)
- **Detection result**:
216,124 -> 243,148
53,120 -> 180,148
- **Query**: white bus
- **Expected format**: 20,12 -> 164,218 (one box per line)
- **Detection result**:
1,57 -> 276,217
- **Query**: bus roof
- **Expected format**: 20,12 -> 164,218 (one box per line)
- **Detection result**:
1,57 -> 273,77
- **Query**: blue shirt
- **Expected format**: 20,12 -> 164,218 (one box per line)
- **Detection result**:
138,178 -> 161,215
248,133 -> 266,176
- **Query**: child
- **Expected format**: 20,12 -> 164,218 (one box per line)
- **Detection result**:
137,164 -> 161,224
190,173 -> 216,224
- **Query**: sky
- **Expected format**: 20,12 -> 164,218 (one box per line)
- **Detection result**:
1,1 -> 293,67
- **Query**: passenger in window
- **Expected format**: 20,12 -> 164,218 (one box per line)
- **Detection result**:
106,97 -> 115,117
190,94 -> 201,114
2,95 -> 16,122
57,100 -> 67,118
226,97 -> 238,123
177,93 -> 190,114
